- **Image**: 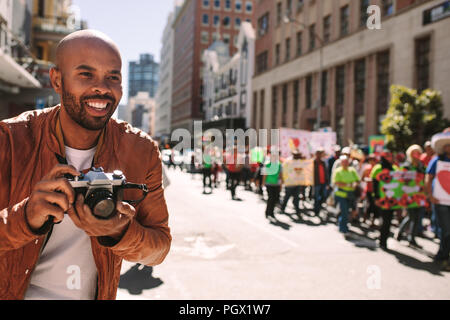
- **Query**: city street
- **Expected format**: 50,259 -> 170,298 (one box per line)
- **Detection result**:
117,168 -> 450,300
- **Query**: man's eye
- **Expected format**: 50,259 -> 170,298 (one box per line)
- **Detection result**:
80,72 -> 92,78
108,76 -> 121,81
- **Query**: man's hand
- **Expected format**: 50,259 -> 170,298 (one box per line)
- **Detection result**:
67,194 -> 136,241
429,195 -> 440,204
25,164 -> 79,232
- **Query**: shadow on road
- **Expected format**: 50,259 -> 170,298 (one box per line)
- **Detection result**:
383,249 -> 444,276
118,264 -> 163,295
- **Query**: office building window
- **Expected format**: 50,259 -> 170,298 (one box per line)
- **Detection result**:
323,15 -> 331,44
203,0 -> 210,8
321,71 -> 328,107
276,2 -> 282,26
296,31 -> 302,56
223,16 -> 230,27
285,37 -> 291,62
253,92 -> 258,128
256,51 -> 268,74
235,0 -> 242,12
376,51 -> 390,121
286,0 -> 292,17
258,13 -> 269,37
306,75 -> 312,109
293,80 -> 300,128
275,43 -> 280,65
235,17 -> 241,29
223,33 -> 230,44
354,116 -> 365,144
335,65 -> 345,108
214,0 -> 220,8
214,15 -> 220,26
282,84 -> 288,127
415,35 -> 431,93
360,0 -> 370,27
272,86 -> 278,128
38,0 -> 45,17
202,14 -> 209,25
340,5 -> 349,36
246,1 -> 253,13
354,59 -> 366,114
309,24 -> 315,51
225,0 -> 231,10
297,0 -> 304,12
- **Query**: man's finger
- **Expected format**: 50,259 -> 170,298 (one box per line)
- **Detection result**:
36,190 -> 71,212
116,201 -> 136,218
36,178 -> 76,204
39,200 -> 65,224
43,164 -> 79,180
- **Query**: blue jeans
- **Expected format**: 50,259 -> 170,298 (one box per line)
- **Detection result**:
435,204 -> 450,261
431,204 -> 442,239
336,196 -> 350,233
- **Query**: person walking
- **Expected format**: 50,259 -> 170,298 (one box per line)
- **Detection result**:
396,144 -> 426,248
313,148 -> 329,221
280,149 -> 303,218
263,149 -> 283,220
227,146 -> 244,201
426,130 -> 450,270
332,155 -> 361,235
201,145 -> 213,194
371,150 -> 399,250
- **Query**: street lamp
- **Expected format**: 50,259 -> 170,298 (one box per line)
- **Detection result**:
284,13 -> 324,131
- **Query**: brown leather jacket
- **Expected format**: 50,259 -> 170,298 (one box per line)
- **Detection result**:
0,106 -> 171,300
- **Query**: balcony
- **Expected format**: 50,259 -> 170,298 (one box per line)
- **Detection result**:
33,15 -> 84,41
0,24 -> 41,90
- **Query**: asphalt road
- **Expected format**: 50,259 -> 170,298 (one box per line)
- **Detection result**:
116,168 -> 450,300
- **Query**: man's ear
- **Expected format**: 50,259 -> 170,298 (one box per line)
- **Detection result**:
50,67 -> 62,94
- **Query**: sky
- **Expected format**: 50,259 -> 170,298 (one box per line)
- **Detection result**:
72,0 -> 176,105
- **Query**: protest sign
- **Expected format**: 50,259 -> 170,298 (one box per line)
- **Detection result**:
374,169 -> 428,209
280,128 -> 336,159
282,159 -> 314,187
369,135 -> 386,154
433,161 -> 450,206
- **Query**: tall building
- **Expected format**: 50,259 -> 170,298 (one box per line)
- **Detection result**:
252,0 -> 450,146
202,21 -> 255,133
127,91 -> 156,136
128,53 -> 159,99
171,0 -> 256,133
154,1 -> 183,139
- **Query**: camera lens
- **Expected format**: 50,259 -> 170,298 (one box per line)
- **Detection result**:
86,189 -> 116,219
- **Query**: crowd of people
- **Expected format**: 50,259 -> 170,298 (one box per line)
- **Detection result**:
164,128 -> 450,271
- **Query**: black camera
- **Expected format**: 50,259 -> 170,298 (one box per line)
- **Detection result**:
67,167 -> 149,220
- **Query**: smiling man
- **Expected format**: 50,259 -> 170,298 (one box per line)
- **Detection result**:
0,30 -> 171,300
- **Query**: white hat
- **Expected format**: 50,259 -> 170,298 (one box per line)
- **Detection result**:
431,132 -> 450,155
341,147 -> 351,155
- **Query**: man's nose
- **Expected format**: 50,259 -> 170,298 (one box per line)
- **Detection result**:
92,78 -> 111,95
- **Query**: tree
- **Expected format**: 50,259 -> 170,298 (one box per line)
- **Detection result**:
381,85 -> 450,152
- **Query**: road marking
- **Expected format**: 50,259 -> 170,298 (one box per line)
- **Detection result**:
238,216 -> 299,248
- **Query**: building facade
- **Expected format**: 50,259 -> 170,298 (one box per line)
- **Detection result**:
154,3 -> 183,139
202,21 -> 255,133
127,91 -> 156,136
171,0 -> 256,133
252,0 -> 450,145
128,53 -> 159,99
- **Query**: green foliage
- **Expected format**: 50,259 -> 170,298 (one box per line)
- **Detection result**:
381,85 -> 450,152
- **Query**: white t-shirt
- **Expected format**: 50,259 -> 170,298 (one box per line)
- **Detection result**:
25,146 -> 98,300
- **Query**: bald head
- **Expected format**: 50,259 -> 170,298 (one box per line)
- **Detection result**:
50,29 -> 123,132
56,29 -> 121,69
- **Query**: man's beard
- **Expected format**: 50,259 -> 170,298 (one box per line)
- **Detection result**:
61,80 -> 116,131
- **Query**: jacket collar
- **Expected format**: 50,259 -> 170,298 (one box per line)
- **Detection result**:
48,105 -> 111,166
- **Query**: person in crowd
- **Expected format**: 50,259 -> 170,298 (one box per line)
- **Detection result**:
242,148 -> 253,191
361,154 -> 379,227
280,149 -> 303,218
396,144 -> 426,248
421,141 -> 435,167
313,148 -> 329,221
371,150 -> 399,250
426,130 -> 450,270
227,146 -> 244,201
332,155 -> 361,235
263,148 -> 283,220
327,145 -> 341,181
201,145 -> 213,194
